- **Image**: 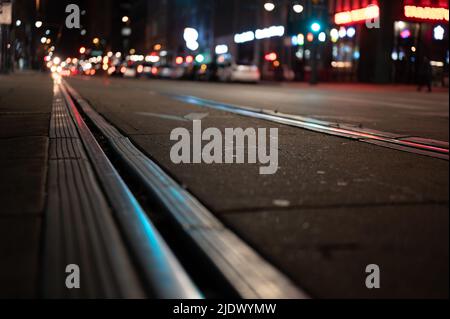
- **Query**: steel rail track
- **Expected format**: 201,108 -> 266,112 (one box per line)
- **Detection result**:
170,95 -> 449,161
63,80 -> 308,299
43,79 -> 202,298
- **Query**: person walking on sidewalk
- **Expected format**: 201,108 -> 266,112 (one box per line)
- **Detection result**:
417,56 -> 433,93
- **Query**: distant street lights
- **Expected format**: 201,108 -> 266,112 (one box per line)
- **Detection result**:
292,3 -> 304,13
121,16 -> 129,23
35,21 -> 43,28
264,1 -> 305,13
184,27 -> 200,51
264,2 -> 275,12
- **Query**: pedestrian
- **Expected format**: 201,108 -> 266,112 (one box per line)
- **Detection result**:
417,56 -> 433,92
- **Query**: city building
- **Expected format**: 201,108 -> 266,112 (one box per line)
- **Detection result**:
213,0 -> 330,81
129,0 -> 214,61
72,0 -> 448,84
329,0 -> 449,84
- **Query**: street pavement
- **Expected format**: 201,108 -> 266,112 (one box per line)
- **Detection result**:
0,72 -> 447,298
0,72 -> 53,297
66,76 -> 449,298
89,78 -> 449,141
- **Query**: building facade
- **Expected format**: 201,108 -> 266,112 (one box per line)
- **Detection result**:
329,0 -> 449,84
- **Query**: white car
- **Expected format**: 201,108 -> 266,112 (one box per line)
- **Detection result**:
122,64 -> 137,78
157,65 -> 185,79
158,65 -> 173,78
217,62 -> 261,83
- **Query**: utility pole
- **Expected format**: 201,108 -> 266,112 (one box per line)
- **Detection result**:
308,0 -> 328,85
310,39 -> 318,84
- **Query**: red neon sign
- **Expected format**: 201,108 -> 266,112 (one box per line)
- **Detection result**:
334,5 -> 380,25
404,5 -> 449,21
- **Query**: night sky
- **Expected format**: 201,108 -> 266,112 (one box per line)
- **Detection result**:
41,0 -> 88,56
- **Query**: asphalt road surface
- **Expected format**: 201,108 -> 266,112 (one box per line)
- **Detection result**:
67,76 -> 449,298
75,77 -> 449,141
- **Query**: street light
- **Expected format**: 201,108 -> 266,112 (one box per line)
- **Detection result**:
318,32 -> 326,42
264,2 -> 275,12
122,16 -> 129,23
35,21 -> 43,28
184,27 -> 200,51
15,20 -> 22,27
293,3 -> 304,13
53,57 -> 61,65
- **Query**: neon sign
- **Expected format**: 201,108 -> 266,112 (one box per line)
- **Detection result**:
234,31 -> 255,44
255,26 -> 285,40
334,5 -> 380,25
234,26 -> 285,44
404,6 -> 449,21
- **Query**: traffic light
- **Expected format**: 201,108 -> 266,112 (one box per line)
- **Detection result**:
310,22 -> 321,33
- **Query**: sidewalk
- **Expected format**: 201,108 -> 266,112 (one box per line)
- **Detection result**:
0,72 -> 53,298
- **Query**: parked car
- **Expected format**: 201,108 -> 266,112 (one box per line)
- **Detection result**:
136,62 -> 156,78
123,61 -> 138,78
157,64 -> 174,79
157,64 -> 186,79
217,61 -> 261,83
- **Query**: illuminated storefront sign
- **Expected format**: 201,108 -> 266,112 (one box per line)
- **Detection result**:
234,31 -> 255,44
255,26 -> 285,40
234,26 -> 285,44
334,5 -> 380,25
404,5 -> 449,21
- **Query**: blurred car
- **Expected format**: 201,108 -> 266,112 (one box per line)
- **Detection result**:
172,66 -> 186,79
217,61 -> 260,83
157,64 -> 173,79
135,62 -> 156,78
157,64 -> 185,79
123,63 -> 137,78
